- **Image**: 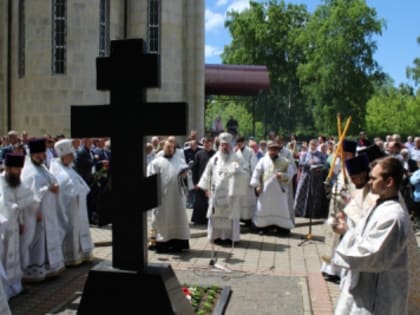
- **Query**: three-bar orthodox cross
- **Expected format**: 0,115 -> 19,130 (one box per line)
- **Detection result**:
71,39 -> 187,271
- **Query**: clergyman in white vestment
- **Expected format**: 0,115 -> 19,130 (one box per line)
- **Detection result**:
250,140 -> 295,233
332,157 -> 410,315
0,213 -> 12,314
50,139 -> 94,266
21,138 -> 66,282
147,141 -> 190,253
198,132 -> 246,242
234,137 -> 258,223
0,153 -> 36,299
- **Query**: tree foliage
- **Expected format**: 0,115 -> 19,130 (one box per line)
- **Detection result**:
366,85 -> 420,136
222,0 -> 312,136
205,98 -> 265,140
219,0 -> 385,138
297,0 -> 385,135
406,36 -> 420,86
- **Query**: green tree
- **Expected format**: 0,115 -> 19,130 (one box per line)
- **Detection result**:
366,85 -> 420,136
297,0 -> 384,135
406,36 -> 420,86
205,98 -> 264,140
222,0 -> 312,136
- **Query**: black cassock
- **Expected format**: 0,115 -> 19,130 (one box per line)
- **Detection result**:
94,170 -> 112,227
191,149 -> 215,224
294,165 -> 329,219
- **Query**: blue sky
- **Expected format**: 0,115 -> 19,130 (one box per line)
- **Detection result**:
205,0 -> 420,87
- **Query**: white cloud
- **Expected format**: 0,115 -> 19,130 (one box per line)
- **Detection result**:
227,0 -> 250,13
205,9 -> 225,31
216,0 -> 229,7
205,45 -> 223,58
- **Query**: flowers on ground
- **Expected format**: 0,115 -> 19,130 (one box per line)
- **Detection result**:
182,286 -> 192,301
182,284 -> 221,315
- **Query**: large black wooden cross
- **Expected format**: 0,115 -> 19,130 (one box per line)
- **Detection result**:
72,39 -> 193,314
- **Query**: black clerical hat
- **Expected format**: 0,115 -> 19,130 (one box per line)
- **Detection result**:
4,153 -> 25,168
358,144 -> 386,163
345,154 -> 370,176
342,139 -> 357,154
28,137 -> 46,154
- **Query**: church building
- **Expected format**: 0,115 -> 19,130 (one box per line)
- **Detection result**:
0,0 -> 205,137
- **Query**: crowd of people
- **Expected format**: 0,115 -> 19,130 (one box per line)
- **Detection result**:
1,125 -> 419,314
145,130 -> 299,253
145,127 -> 420,314
0,131 -> 111,313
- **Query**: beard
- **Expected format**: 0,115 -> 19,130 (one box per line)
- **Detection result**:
354,182 -> 366,189
163,153 -> 173,159
220,151 -> 230,162
31,158 -> 44,166
354,175 -> 369,189
5,173 -> 21,188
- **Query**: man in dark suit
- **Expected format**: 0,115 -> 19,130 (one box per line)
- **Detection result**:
183,139 -> 201,208
92,139 -> 112,227
74,138 -> 97,224
357,131 -> 372,148
401,148 -> 418,214
401,148 -> 418,175
92,138 -> 110,162
74,138 -> 95,184
190,137 -> 215,224
226,116 -> 239,136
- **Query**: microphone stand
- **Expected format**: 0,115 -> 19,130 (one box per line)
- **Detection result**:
209,219 -> 233,273
298,165 -> 324,247
298,213 -> 315,246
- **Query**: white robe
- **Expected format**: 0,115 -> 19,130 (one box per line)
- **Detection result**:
392,195 -> 420,315
50,159 -> 94,266
197,151 -> 245,241
0,214 -> 12,314
279,147 -> 297,220
321,165 -> 355,276
21,159 -> 66,281
250,155 -> 295,229
147,155 -> 190,242
156,148 -> 186,163
235,146 -> 258,220
333,199 -> 410,315
342,188 -> 376,226
0,173 -> 36,299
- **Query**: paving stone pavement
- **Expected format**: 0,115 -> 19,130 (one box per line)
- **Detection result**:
175,269 -> 309,315
8,209 -> 420,315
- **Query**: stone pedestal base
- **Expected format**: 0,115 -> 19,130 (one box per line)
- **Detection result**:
77,261 -> 194,315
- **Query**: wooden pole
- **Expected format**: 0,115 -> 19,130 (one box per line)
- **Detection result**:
326,116 -> 352,182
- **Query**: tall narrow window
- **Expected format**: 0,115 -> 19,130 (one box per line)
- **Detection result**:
99,0 -> 110,56
52,0 -> 66,74
147,0 -> 160,54
18,0 -> 25,78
